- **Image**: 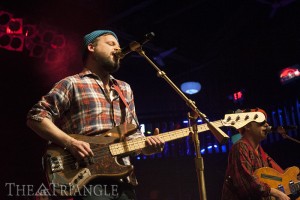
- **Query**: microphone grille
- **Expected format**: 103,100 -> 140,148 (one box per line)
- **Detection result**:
266,126 -> 272,132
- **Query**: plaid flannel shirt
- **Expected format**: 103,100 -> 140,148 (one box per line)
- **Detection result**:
28,68 -> 142,136
221,138 -> 273,200
27,68 -> 144,170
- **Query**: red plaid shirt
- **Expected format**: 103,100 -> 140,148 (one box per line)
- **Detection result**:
27,68 -> 142,138
221,138 -> 276,200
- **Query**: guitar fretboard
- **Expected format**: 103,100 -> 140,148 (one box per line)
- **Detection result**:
109,120 -> 224,156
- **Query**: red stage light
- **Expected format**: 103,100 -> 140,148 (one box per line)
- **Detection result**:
280,65 -> 300,84
51,34 -> 65,49
29,44 -> 46,57
233,91 -> 243,101
6,18 -> 23,35
0,32 -> 24,51
0,11 -> 13,31
23,24 -> 37,38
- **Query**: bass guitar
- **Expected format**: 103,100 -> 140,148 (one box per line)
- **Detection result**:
44,111 -> 265,196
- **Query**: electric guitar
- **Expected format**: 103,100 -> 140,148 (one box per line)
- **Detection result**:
254,166 -> 300,200
44,112 -> 265,196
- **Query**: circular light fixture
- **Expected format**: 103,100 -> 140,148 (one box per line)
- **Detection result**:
180,81 -> 201,95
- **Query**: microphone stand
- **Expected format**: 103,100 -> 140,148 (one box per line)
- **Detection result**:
277,128 -> 300,144
129,41 -> 230,200
271,126 -> 300,144
282,134 -> 300,144
188,111 -> 207,200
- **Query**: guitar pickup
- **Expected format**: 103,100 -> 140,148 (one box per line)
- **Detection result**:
49,156 -> 64,172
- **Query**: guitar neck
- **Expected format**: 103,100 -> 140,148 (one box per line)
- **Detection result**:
109,120 -> 224,156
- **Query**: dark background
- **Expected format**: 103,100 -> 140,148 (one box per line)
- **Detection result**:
1,0 -> 300,199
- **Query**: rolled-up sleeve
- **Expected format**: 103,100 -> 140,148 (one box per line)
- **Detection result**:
27,78 -> 73,122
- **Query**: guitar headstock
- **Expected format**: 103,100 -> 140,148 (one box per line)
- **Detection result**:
222,112 -> 266,129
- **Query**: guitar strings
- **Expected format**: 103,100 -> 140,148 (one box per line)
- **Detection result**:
58,122 -> 211,167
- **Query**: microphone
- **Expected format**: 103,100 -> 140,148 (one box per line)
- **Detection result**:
115,32 -> 155,59
266,125 -> 297,133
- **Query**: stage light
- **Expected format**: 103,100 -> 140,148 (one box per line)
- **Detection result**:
0,11 -> 13,31
228,90 -> 245,103
214,144 -> 220,153
23,24 -> 37,38
42,30 -> 55,44
200,149 -> 206,154
51,34 -> 65,49
221,145 -> 227,153
6,18 -> 23,34
0,32 -> 10,47
25,33 -> 47,58
233,91 -> 243,101
0,32 -> 24,51
140,124 -> 145,134
280,64 -> 300,85
180,81 -> 201,94
207,145 -> 213,154
29,43 -> 46,57
183,119 -> 202,124
9,35 -> 24,51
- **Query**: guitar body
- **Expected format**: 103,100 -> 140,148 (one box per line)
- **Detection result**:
43,123 -> 137,196
254,166 -> 300,200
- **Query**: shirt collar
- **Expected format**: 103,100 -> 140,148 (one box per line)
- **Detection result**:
79,68 -> 116,82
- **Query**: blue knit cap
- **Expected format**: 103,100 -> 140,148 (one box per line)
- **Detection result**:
82,30 -> 118,59
83,30 -> 118,49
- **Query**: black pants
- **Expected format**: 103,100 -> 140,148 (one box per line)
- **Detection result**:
72,181 -> 136,200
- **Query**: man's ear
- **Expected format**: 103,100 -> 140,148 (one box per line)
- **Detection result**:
87,43 -> 95,53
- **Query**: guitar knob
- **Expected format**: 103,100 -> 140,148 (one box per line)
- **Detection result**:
277,184 -> 285,193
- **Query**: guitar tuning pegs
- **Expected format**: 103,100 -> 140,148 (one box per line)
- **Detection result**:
244,115 -> 249,120
226,116 -> 232,122
254,114 -> 258,119
235,115 -> 240,121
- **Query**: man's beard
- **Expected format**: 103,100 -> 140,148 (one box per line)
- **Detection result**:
94,52 -> 120,73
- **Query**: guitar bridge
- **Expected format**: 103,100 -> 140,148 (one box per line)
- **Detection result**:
49,156 -> 64,172
50,168 -> 91,196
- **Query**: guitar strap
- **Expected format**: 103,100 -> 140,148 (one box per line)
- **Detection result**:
112,81 -> 139,186
112,81 -> 139,127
